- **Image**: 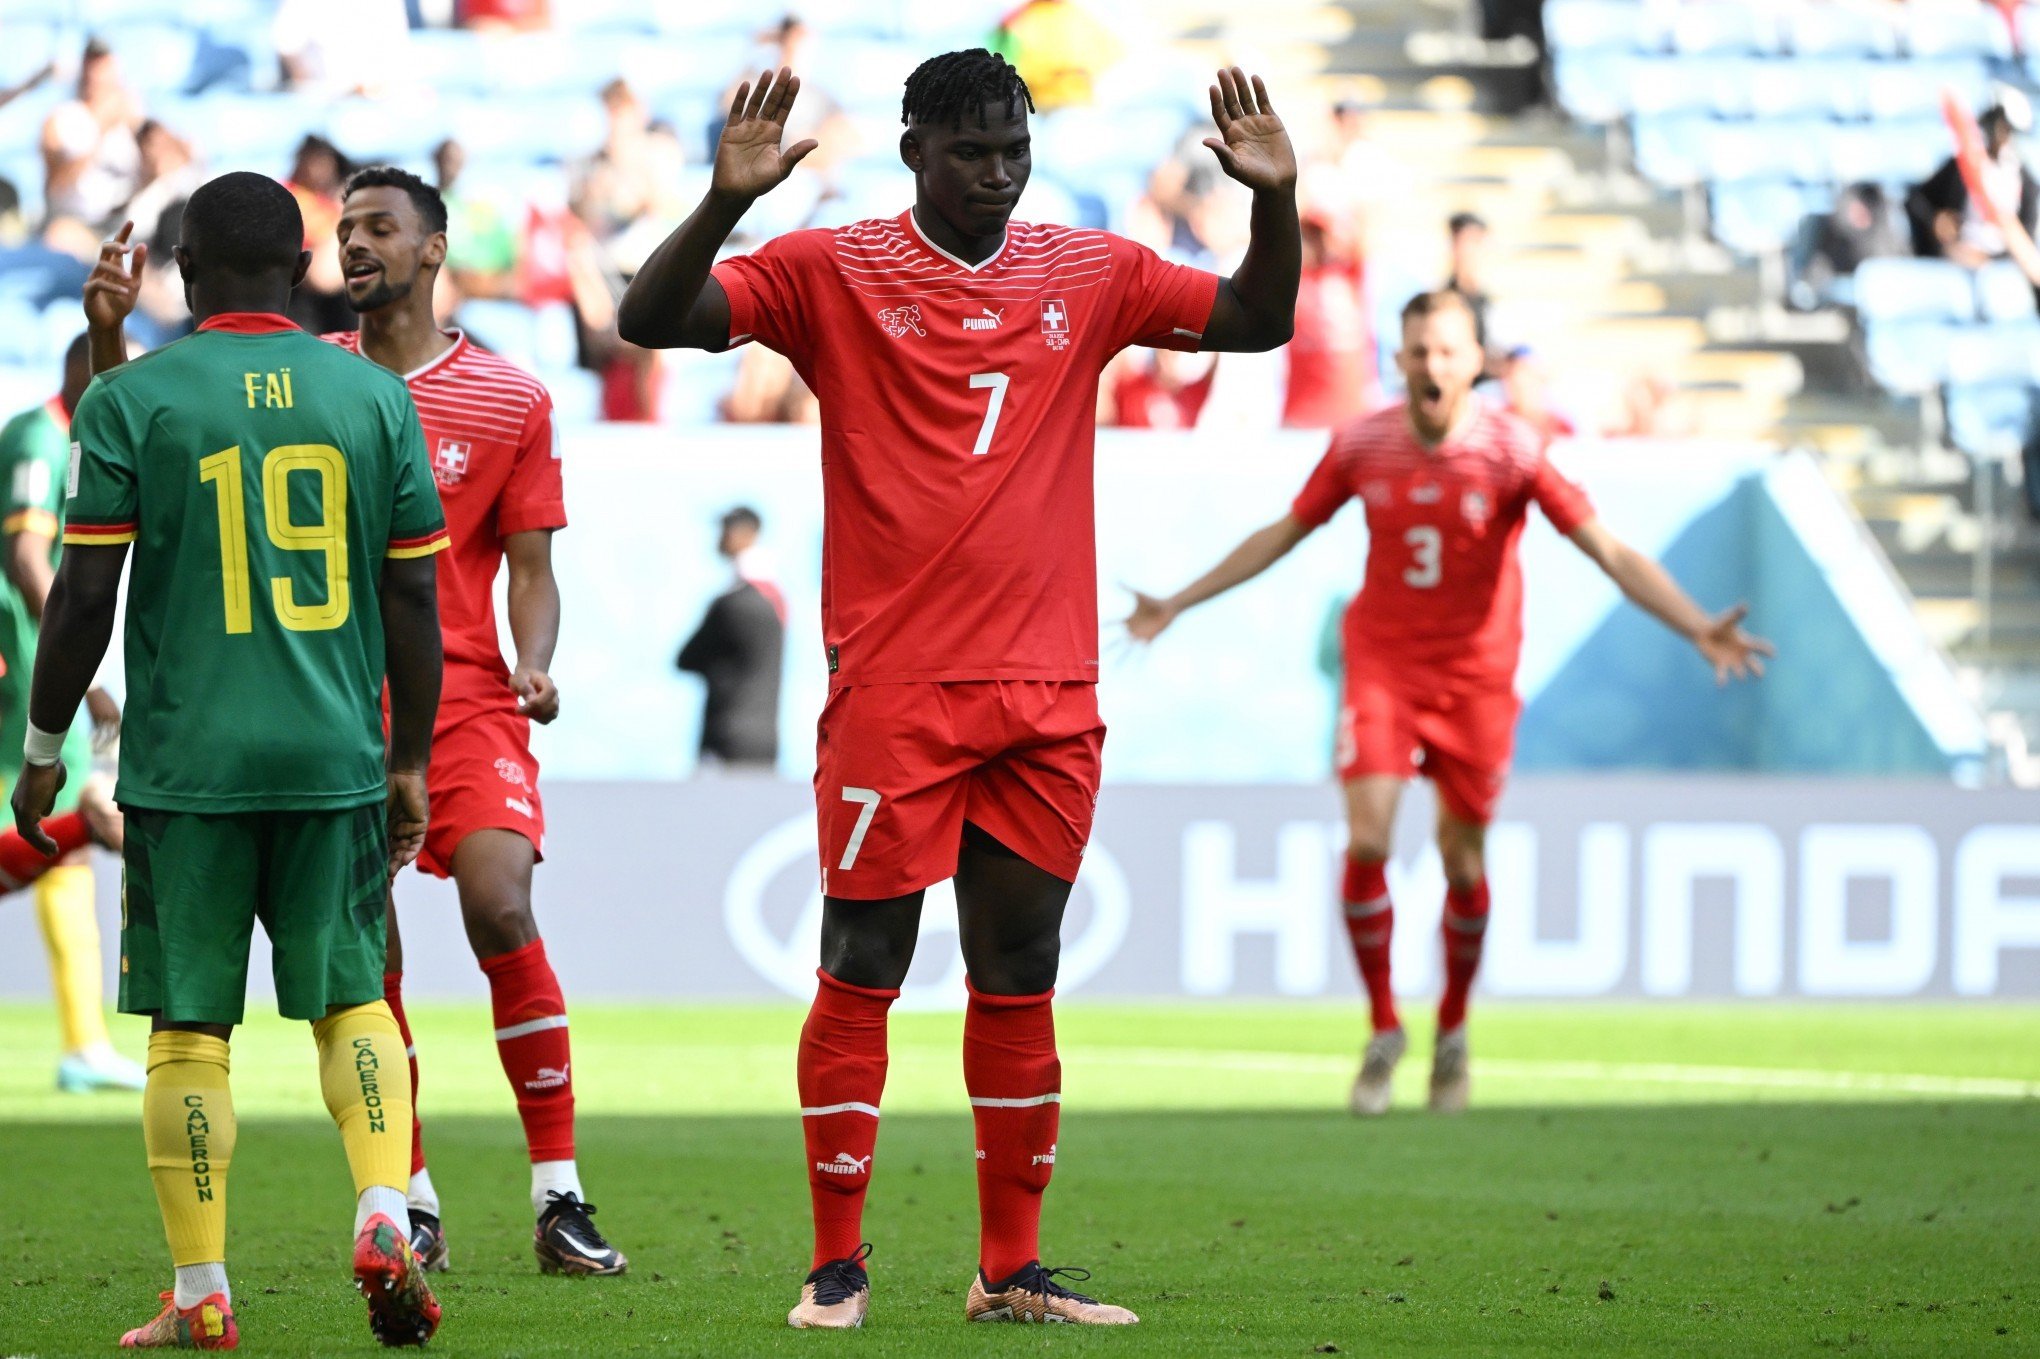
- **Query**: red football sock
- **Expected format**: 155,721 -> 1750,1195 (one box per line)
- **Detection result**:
0,813 -> 91,891
1342,857 -> 1399,1033
383,971 -> 427,1177
963,980 -> 1060,1284
799,968 -> 895,1271
1438,878 -> 1492,1033
478,939 -> 575,1163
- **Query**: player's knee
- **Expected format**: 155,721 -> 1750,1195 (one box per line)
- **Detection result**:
1438,831 -> 1487,891
819,900 -> 921,991
461,889 -> 539,958
1346,834 -> 1393,865
965,929 -> 1060,997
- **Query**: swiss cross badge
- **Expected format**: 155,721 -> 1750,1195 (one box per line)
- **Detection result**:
434,439 -> 470,485
1040,297 -> 1070,350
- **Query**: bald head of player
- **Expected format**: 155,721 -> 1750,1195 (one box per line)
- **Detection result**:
1398,290 -> 1487,443
338,165 -> 449,318
898,49 -> 1035,259
173,171 -> 311,320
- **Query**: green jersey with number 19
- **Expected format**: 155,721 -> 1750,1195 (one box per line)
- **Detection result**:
64,313 -> 449,813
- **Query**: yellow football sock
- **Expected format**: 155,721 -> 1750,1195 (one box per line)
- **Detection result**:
35,864 -> 108,1054
313,1001 -> 411,1196
143,1031 -> 233,1267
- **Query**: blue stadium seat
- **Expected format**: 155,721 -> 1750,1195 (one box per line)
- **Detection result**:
540,367 -> 602,424
323,99 -> 451,164
555,0 -> 662,34
1553,51 -> 1640,123
109,23 -> 201,96
1946,321 -> 2040,384
1946,380 -> 2035,455
0,246 -> 89,311
1863,59 -> 1988,121
1710,179 -> 1817,255
458,300 -> 540,372
1546,0 -> 1656,53
1669,3 -> 1778,56
1705,120 -> 1805,183
445,96 -> 606,162
40,300 -> 84,366
1826,118 -> 1955,187
1783,2 -> 1898,57
1632,114 -> 1714,185
1902,5 -> 2013,59
0,299 -> 45,366
1628,57 -> 1735,117
1745,60 -> 1845,120
1975,261 -> 2038,322
1863,318 -> 1956,393
1856,258 -> 1978,322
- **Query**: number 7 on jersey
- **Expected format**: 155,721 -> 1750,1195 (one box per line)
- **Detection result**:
969,372 -> 1009,457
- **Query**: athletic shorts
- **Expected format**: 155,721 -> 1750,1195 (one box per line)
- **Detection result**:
1337,664 -> 1520,826
118,803 -> 388,1025
814,680 -> 1104,900
416,694 -> 545,879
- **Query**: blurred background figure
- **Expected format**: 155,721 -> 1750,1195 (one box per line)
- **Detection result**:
676,508 -> 786,773
1284,204 -> 1376,427
1907,90 -> 2038,268
992,0 -> 1123,113
273,0 -> 413,96
40,39 -> 141,234
282,133 -> 353,333
1442,211 -> 1497,369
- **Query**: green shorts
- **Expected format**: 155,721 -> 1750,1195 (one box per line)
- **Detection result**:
0,661 -> 90,813
119,803 -> 389,1025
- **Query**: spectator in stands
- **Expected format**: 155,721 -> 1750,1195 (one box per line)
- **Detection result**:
993,0 -> 1123,112
577,79 -> 661,247
1126,157 -> 1218,265
124,121 -> 200,253
1499,345 -> 1577,442
434,139 -> 520,300
1283,205 -> 1375,428
282,135 -> 353,335
677,507 -> 786,772
723,348 -> 818,424
40,39 -> 141,233
1302,97 -> 1413,246
1796,182 -> 1904,309
1444,211 -> 1497,363
275,0 -> 413,96
1907,92 -> 2039,269
460,0 -> 551,31
1110,350 -> 1218,428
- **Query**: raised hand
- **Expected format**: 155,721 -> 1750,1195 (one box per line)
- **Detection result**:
83,220 -> 145,332
714,67 -> 820,202
1203,68 -> 1296,194
1123,589 -> 1181,643
1694,603 -> 1774,685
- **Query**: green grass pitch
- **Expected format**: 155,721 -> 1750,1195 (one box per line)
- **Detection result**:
3,1002 -> 2036,1356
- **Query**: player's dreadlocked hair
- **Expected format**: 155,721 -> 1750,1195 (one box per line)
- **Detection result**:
900,49 -> 1034,130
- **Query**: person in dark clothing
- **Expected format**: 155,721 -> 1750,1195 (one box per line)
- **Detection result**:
1444,212 -> 1500,376
676,506 -> 786,770
1907,93 -> 2040,268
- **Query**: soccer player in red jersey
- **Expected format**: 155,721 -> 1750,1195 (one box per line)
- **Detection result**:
618,52 -> 1300,1327
82,171 -> 626,1277
1130,290 -> 1773,1116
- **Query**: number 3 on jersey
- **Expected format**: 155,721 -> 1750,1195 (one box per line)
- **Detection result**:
199,443 -> 350,634
1403,525 -> 1443,589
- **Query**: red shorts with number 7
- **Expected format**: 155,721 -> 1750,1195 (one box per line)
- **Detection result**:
814,680 -> 1105,900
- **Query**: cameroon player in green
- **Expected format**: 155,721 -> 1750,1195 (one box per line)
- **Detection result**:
0,331 -> 139,1093
10,172 -> 451,1351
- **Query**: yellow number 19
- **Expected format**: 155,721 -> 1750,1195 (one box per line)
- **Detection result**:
199,443 -> 350,634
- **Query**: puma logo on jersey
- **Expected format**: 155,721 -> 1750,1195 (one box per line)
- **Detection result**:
524,1063 -> 570,1091
816,1152 -> 871,1176
962,307 -> 1004,332
506,796 -> 534,818
877,304 -> 926,338
1410,483 -> 1443,504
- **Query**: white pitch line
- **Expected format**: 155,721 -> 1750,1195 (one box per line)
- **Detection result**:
1082,1047 -> 2040,1099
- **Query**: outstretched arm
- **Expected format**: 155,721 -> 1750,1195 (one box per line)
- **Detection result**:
1197,69 -> 1300,354
1127,513 -> 1312,641
616,68 -> 818,350
1569,519 -> 1774,684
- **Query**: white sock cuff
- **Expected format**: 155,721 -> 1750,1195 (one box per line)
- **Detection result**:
531,1159 -> 584,1216
355,1185 -> 411,1239
173,1262 -> 230,1309
407,1168 -> 440,1217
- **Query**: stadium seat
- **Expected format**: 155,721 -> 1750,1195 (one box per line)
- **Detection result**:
459,300 -> 540,373
1902,5 -> 2013,59
1546,0 -> 1657,54
1945,379 -> 2036,456
1745,60 -> 1847,120
1632,114 -> 1715,186
1855,258 -> 1979,323
1975,261 -> 2039,323
1669,3 -> 1778,56
541,366 -> 602,424
1710,179 -> 1817,255
1553,51 -> 1639,123
1946,321 -> 2040,385
0,299 -> 45,366
1862,317 -> 1956,393
1863,59 -> 1989,122
1782,2 -> 1899,57
109,23 -> 201,96
323,98 -> 452,165
1628,58 -> 1734,118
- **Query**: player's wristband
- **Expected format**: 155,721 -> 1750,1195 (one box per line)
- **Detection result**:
23,721 -> 66,767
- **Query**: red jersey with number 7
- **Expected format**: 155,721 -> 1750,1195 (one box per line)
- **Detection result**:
1291,402 -> 1594,688
712,210 -> 1219,687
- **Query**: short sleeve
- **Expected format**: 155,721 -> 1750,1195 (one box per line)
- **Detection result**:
711,232 -> 822,366
3,414 -> 67,540
1529,455 -> 1593,536
1289,442 -> 1352,530
1108,236 -> 1222,354
497,388 -> 567,538
62,384 -> 139,546
384,391 -> 450,560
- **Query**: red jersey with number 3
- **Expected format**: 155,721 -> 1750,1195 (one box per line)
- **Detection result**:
324,330 -> 566,697
712,210 -> 1219,687
1292,402 -> 1593,688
